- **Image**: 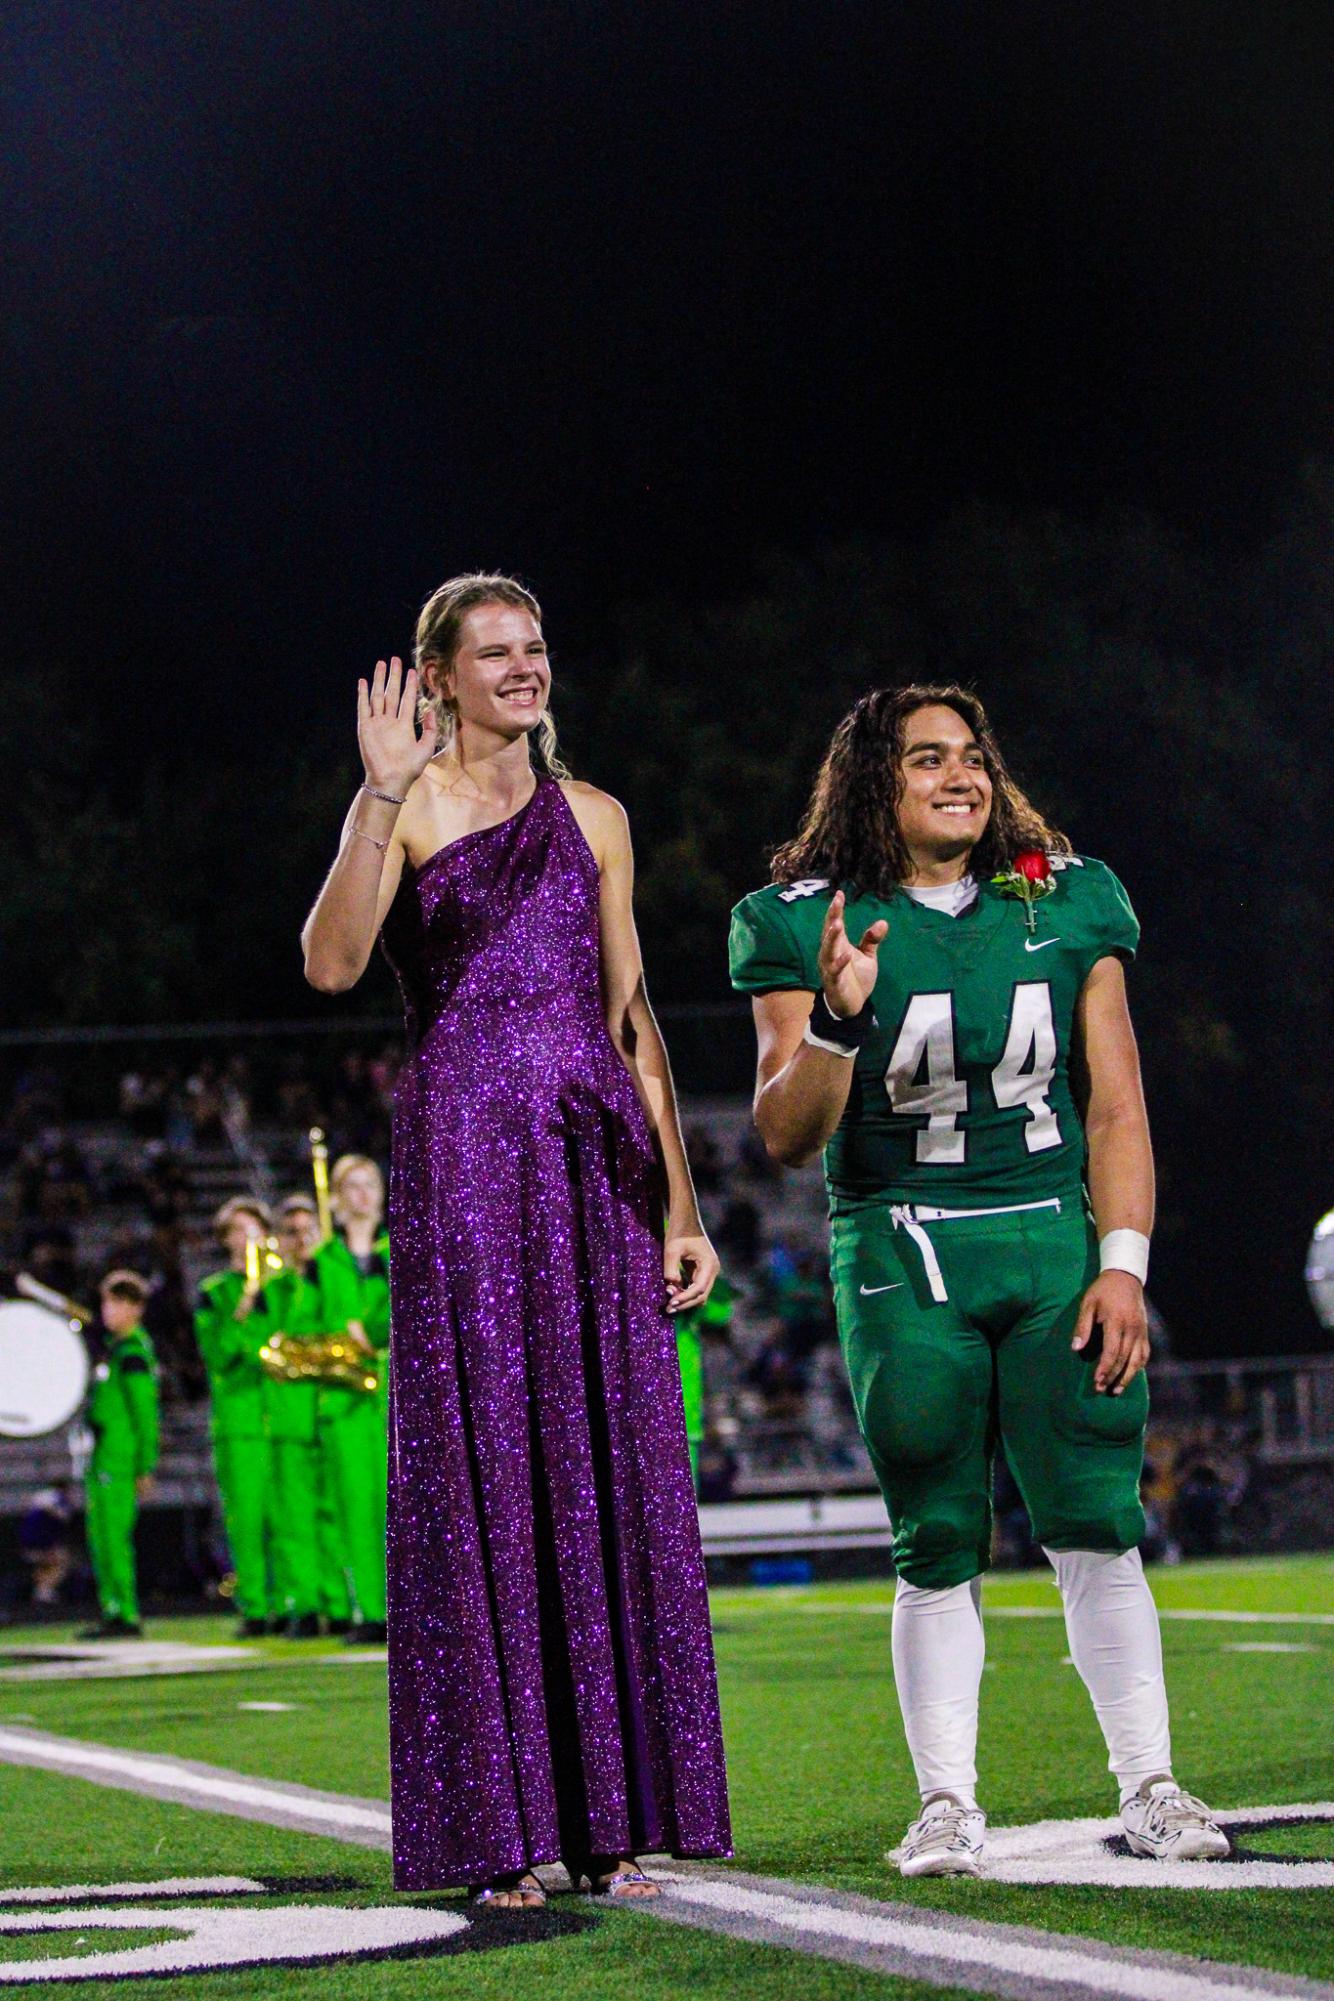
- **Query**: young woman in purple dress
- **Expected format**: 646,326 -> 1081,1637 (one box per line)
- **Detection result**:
302,573 -> 732,1907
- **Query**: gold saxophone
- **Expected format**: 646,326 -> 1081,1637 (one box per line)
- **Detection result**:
257,1130 -> 378,1391
258,1330 -> 379,1394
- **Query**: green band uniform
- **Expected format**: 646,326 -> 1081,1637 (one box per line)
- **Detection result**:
673,1275 -> 733,1488
730,856 -> 1147,1589
308,1233 -> 391,1627
195,1271 -> 277,1622
85,1325 -> 159,1624
252,1264 -> 344,1622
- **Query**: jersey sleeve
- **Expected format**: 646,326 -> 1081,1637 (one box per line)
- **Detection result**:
728,889 -> 818,994
121,1353 -> 160,1476
193,1283 -> 224,1375
1084,859 -> 1140,963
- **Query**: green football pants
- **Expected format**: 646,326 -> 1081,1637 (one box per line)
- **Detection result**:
212,1433 -> 276,1621
319,1398 -> 387,1624
85,1468 -> 140,1623
830,1201 -> 1148,1591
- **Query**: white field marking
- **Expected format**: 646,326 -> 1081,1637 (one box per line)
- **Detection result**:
236,1701 -> 297,1712
824,1603 -> 1334,1626
0,1904 -> 466,1983
0,1730 -> 392,1841
320,1650 -> 387,1665
653,1872 -> 1333,2001
840,1600 -> 1334,1632
0,1879 -> 264,1907
976,1803 -> 1334,1889
3,1729 -> 1331,1999
0,1642 -> 258,1684
1223,1643 -> 1317,1655
940,1606 -> 1334,1627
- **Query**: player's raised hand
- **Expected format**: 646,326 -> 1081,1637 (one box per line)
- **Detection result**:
817,890 -> 889,1019
1072,1271 -> 1151,1394
357,655 -> 439,797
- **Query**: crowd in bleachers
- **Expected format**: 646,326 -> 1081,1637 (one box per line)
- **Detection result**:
0,1047 -> 406,1404
0,1050 -> 1298,1610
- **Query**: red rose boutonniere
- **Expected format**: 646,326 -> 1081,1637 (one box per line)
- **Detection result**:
992,850 -> 1056,932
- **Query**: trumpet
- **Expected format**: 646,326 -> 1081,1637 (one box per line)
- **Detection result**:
258,1330 -> 379,1394
243,1234 -> 285,1293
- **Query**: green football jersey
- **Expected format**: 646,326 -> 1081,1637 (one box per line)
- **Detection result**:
729,857 -> 1138,1213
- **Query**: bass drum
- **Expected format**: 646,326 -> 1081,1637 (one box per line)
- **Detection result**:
1307,1208 -> 1334,1334
0,1300 -> 90,1438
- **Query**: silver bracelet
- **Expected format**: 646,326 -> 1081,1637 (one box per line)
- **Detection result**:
361,783 -> 406,806
349,825 -> 389,852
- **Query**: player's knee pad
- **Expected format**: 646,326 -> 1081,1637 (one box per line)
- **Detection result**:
857,1357 -> 985,1476
1050,1356 -> 1149,1447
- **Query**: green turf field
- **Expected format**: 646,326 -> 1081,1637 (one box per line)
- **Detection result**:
0,1554 -> 1330,1998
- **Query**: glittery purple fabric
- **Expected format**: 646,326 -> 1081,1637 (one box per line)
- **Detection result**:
378,777 -> 731,1891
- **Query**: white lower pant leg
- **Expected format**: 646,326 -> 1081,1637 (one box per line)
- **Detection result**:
891,1574 -> 985,1803
1045,1546 -> 1172,1795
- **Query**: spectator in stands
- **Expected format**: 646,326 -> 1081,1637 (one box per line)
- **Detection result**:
7,1065 -> 63,1143
120,1067 -> 168,1139
745,1319 -> 809,1422
696,1424 -> 740,1503
18,1483 -> 77,1607
1173,1458 -> 1228,1557
276,1053 -> 321,1129
185,1061 -> 228,1146
774,1248 -> 833,1362
15,1132 -> 94,1224
1138,1460 -> 1181,1565
219,1055 -> 254,1146
19,1226 -> 82,1300
715,1193 -> 762,1268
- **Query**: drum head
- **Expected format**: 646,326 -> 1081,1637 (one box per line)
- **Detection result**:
0,1301 -> 90,1437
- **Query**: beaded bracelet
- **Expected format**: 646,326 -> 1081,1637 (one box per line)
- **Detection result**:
362,783 -> 406,806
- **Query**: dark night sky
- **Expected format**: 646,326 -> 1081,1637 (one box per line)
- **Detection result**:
4,0 -> 1330,753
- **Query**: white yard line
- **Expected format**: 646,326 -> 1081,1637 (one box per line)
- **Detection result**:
1,1726 -> 1331,2001
653,1870 -> 1334,2001
0,1728 -> 392,1845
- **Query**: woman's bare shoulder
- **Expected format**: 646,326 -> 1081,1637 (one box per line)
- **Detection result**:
557,780 -> 630,868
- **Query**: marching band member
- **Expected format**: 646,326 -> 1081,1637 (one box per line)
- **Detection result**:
79,1271 -> 159,1639
308,1155 -> 390,1644
194,1198 -> 279,1635
257,1194 -> 333,1636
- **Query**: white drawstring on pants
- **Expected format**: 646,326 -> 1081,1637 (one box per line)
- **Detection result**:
889,1197 -> 1064,1304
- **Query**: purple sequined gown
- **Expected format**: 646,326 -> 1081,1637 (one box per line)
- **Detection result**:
379,776 -> 731,1890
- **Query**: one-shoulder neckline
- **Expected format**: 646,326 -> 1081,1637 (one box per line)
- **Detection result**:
408,777 -> 547,880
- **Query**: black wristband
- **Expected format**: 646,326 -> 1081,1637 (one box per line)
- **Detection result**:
806,990 -> 876,1053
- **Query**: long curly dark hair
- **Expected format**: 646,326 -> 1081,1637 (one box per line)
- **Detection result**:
771,684 -> 1070,897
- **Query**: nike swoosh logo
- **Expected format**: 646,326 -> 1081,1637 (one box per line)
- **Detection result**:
1024,936 -> 1060,952
859,1282 -> 904,1296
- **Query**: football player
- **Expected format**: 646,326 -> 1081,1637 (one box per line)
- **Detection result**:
730,684 -> 1228,1876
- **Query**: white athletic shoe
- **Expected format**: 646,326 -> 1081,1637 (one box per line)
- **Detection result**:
896,1793 -> 987,1878
1120,1777 -> 1231,1860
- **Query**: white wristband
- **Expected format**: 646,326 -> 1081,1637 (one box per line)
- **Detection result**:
1099,1228 -> 1150,1284
802,1022 -> 859,1060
